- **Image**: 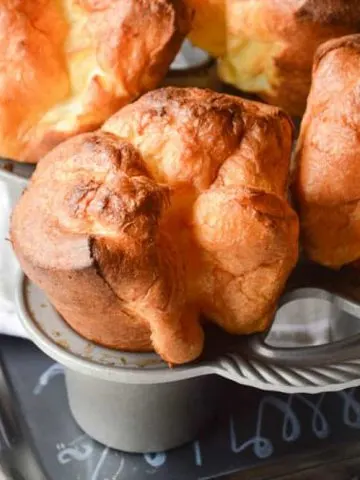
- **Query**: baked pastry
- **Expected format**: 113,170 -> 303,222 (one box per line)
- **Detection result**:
186,0 -> 226,56
294,35 -> 360,269
219,0 -> 360,116
11,87 -> 298,364
0,0 -> 192,163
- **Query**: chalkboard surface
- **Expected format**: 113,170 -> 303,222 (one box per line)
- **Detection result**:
2,336 -> 360,480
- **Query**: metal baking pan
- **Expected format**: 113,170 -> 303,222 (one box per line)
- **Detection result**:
5,168 -> 360,453
14,270 -> 360,453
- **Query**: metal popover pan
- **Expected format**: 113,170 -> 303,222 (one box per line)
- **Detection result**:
6,166 -> 360,453
15,268 -> 360,453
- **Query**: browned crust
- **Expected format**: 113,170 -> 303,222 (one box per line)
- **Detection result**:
295,0 -> 360,26
223,0 -> 360,116
0,0 -> 192,163
293,34 -> 360,268
313,33 -> 360,69
12,87 -> 298,364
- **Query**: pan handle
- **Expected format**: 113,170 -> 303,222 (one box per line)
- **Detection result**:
244,288 -> 360,367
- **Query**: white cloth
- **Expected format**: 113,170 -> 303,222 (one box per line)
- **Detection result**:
171,39 -> 210,70
0,175 -> 27,337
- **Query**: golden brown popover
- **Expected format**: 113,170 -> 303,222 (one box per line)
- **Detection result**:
294,35 -> 360,269
12,88 -> 298,364
0,0 -> 192,162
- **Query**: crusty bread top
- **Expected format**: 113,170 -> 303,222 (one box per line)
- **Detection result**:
220,0 -> 360,115
0,0 -> 192,162
294,34 -> 360,268
12,88 -> 298,363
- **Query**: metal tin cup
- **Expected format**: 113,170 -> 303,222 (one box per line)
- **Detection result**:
16,275 -> 223,453
65,371 -> 219,452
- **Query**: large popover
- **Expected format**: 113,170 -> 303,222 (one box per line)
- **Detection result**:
294,35 -> 360,269
0,0 -> 192,163
11,88 -> 299,364
219,0 -> 360,116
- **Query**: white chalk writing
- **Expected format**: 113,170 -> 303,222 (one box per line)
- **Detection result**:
33,363 -> 64,396
90,447 -> 109,480
193,441 -> 202,466
338,388 -> 360,428
56,437 -> 93,465
144,452 -> 167,468
53,388 -> 360,479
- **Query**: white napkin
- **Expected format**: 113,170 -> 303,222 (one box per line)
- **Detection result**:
170,39 -> 210,70
0,174 -> 27,338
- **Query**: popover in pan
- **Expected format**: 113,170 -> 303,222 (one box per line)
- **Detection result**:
12,88 -> 299,364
